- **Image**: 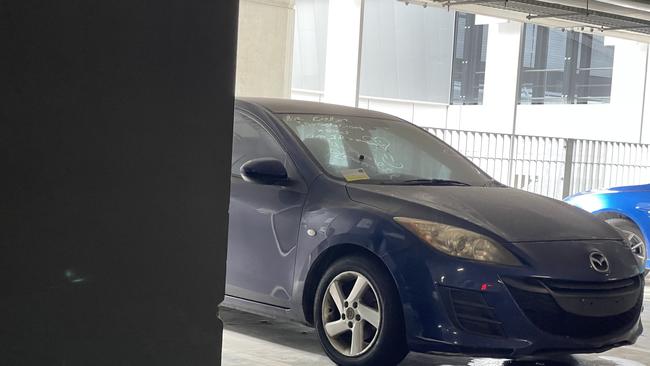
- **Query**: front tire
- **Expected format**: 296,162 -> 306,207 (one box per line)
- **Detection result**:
314,255 -> 408,366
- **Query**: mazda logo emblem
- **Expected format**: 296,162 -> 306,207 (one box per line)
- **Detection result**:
589,252 -> 610,273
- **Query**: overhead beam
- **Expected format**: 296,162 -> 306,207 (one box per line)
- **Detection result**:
443,0 -> 506,5
398,0 -> 505,7
526,11 -> 591,20
600,24 -> 650,31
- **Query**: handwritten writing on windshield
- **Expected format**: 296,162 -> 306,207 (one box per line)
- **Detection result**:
283,115 -> 405,170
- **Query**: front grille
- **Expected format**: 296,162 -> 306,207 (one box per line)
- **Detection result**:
446,288 -> 505,337
504,276 -> 643,339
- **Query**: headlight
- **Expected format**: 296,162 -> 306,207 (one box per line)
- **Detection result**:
394,217 -> 521,266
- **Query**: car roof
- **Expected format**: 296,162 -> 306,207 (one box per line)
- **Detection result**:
237,97 -> 400,120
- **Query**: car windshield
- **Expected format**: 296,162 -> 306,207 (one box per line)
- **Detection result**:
279,113 -> 494,186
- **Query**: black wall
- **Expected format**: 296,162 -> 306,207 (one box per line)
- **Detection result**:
1,1 -> 237,364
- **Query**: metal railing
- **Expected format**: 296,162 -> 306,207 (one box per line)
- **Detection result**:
428,128 -> 650,199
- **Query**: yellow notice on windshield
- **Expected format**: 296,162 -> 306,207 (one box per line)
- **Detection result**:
341,168 -> 370,182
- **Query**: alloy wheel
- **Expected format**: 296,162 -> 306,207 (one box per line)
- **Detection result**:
624,229 -> 647,263
321,271 -> 381,357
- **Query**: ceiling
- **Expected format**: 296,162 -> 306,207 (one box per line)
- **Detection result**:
397,0 -> 650,42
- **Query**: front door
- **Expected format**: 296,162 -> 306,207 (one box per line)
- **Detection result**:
226,110 -> 306,308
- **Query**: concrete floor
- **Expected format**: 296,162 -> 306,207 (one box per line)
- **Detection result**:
221,285 -> 649,366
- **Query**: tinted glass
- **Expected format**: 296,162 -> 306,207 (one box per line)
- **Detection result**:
232,111 -> 288,175
519,24 -> 614,104
279,114 -> 492,186
450,13 -> 488,105
359,0 -> 454,103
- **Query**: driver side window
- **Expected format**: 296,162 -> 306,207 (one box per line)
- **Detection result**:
231,110 -> 289,176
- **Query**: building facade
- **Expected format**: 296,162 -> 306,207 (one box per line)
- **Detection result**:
291,0 -> 650,145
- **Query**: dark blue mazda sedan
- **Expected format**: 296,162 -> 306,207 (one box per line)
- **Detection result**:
224,98 -> 645,365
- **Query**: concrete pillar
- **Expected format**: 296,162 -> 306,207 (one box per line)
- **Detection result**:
322,0 -> 364,106
2,1 -> 236,364
236,0 -> 295,98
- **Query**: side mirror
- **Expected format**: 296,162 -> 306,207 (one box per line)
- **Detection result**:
240,158 -> 289,185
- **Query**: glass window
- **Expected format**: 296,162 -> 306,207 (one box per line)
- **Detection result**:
279,114 -> 492,186
231,111 -> 288,175
519,24 -> 614,104
450,13 -> 489,105
575,33 -> 614,103
359,0 -> 455,103
280,117 -> 349,168
292,0 -> 330,92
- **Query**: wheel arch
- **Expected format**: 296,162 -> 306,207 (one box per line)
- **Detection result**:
594,210 -> 642,228
595,209 -> 649,245
301,243 -> 398,326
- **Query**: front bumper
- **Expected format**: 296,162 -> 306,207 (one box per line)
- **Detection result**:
390,242 -> 645,358
408,278 -> 643,358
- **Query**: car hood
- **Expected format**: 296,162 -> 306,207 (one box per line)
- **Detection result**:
606,183 -> 650,193
346,185 -> 622,243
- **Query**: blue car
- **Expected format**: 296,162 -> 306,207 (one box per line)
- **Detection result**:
565,184 -> 649,270
224,98 -> 645,365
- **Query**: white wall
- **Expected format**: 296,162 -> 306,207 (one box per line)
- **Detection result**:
358,96 -> 449,128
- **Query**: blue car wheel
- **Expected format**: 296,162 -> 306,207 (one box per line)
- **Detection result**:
606,218 -> 647,267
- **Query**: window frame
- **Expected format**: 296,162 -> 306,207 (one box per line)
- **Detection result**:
450,12 -> 489,106
276,112 -> 494,186
518,24 -> 614,105
231,108 -> 302,184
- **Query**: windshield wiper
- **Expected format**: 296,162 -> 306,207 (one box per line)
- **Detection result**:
390,179 -> 471,186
